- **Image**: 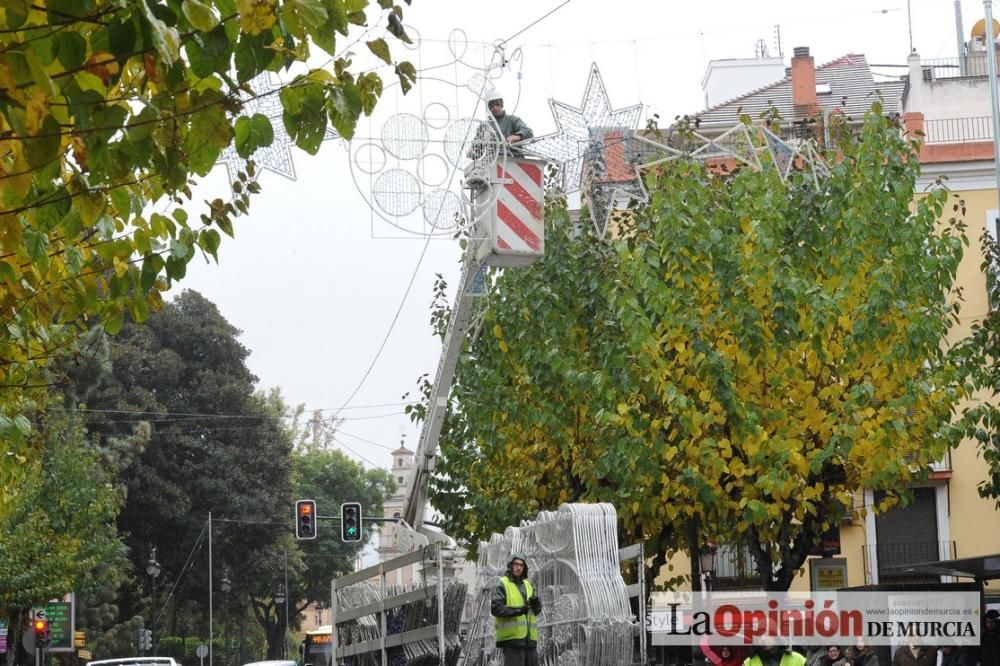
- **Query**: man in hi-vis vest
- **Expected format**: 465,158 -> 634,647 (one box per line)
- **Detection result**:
491,553 -> 542,666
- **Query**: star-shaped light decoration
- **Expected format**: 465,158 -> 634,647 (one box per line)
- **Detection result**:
215,73 -> 339,190
761,127 -> 797,181
524,63 -> 677,239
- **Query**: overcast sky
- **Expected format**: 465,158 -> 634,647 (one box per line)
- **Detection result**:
179,0 -> 990,472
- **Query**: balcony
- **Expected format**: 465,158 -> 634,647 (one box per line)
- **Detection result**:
921,54 -> 1000,80
863,540 -> 956,584
713,541 -> 763,590
924,116 -> 992,144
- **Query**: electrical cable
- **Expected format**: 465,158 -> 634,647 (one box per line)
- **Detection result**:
336,428 -> 398,451
332,435 -> 382,468
327,216 -> 435,420
152,519 -> 208,632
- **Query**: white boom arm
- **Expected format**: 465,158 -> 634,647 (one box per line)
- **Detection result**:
402,247 -> 482,529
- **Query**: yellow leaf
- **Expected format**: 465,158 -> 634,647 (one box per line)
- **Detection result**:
498,340 -> 509,353
493,323 -> 503,339
237,0 -> 278,35
24,89 -> 49,135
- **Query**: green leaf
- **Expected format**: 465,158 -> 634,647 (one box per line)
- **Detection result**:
104,308 -> 125,335
198,228 -> 222,260
165,255 -> 187,280
234,32 -> 268,83
394,61 -> 416,94
24,50 -> 56,97
5,0 -> 29,28
290,0 -> 328,30
182,0 -> 220,31
22,116 -> 63,168
183,97 -> 231,174
366,38 -> 392,65
0,260 -> 17,285
140,254 -> 164,291
357,72 -> 382,115
234,113 -> 274,158
329,81 -> 362,141
54,31 -> 87,70
140,1 -> 181,65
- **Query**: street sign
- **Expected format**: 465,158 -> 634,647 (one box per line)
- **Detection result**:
31,596 -> 74,653
196,644 -> 209,658
73,631 -> 86,648
78,649 -> 92,661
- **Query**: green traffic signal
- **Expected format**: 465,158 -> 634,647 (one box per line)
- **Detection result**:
341,502 -> 363,542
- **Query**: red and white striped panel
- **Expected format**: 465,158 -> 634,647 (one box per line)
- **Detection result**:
494,160 -> 543,256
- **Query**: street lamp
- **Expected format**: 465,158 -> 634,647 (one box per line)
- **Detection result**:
146,547 -> 161,652
273,586 -> 287,659
699,542 -> 717,592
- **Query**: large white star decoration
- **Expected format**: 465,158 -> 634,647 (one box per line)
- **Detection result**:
215,73 -> 339,189
524,63 -> 676,239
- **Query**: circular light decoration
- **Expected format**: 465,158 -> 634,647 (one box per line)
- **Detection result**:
344,35 -> 517,237
423,189 -> 464,229
443,118 -> 500,168
417,153 -> 450,188
353,142 -> 387,175
422,102 -> 451,130
381,113 -> 429,160
372,169 -> 423,216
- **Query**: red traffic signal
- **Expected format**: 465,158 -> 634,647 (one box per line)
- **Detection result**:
295,499 -> 317,540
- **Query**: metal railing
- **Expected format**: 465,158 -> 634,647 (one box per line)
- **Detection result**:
924,117 -> 993,144
863,540 -> 956,583
921,55 -> 1000,80
713,542 -> 764,590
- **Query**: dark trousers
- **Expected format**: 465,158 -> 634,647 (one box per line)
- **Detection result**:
502,646 -> 539,666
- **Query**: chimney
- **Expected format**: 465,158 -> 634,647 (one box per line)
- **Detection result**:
791,46 -> 817,118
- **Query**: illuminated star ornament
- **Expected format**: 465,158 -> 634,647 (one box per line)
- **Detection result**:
215,73 -> 339,190
524,63 -> 677,239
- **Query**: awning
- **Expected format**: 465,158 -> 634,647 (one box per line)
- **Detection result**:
883,553 -> 1000,580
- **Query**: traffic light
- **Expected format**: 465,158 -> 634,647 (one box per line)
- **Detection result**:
32,618 -> 50,649
138,628 -> 152,650
340,502 -> 362,542
295,499 -> 317,540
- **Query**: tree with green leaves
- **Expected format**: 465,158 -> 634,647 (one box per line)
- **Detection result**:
431,107 -> 976,589
0,0 -> 417,494
957,225 -> 1000,506
246,447 -> 393,658
76,290 -> 294,642
0,410 -> 127,665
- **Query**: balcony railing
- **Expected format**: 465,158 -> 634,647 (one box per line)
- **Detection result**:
901,449 -> 952,473
713,542 -> 763,590
921,54 -> 1000,80
924,116 -> 993,144
863,540 -> 956,583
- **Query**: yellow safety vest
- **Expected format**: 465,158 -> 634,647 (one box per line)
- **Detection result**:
494,576 -> 538,644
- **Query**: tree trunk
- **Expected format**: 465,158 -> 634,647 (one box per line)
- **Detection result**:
688,517 -> 702,592
264,620 -> 283,660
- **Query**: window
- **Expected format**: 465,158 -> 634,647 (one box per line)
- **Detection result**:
398,476 -> 404,484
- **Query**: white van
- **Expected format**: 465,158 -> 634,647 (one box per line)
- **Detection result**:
88,659 -> 181,666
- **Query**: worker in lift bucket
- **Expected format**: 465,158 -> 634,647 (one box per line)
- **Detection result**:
491,553 -> 542,666
486,91 -> 532,156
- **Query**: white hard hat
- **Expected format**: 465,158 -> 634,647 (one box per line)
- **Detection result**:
483,87 -> 503,103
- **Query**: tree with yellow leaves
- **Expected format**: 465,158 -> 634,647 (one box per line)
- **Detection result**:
0,0 -> 416,494
430,106 -> 974,589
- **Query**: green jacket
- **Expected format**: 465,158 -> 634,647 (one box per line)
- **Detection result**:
492,112 -> 533,156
